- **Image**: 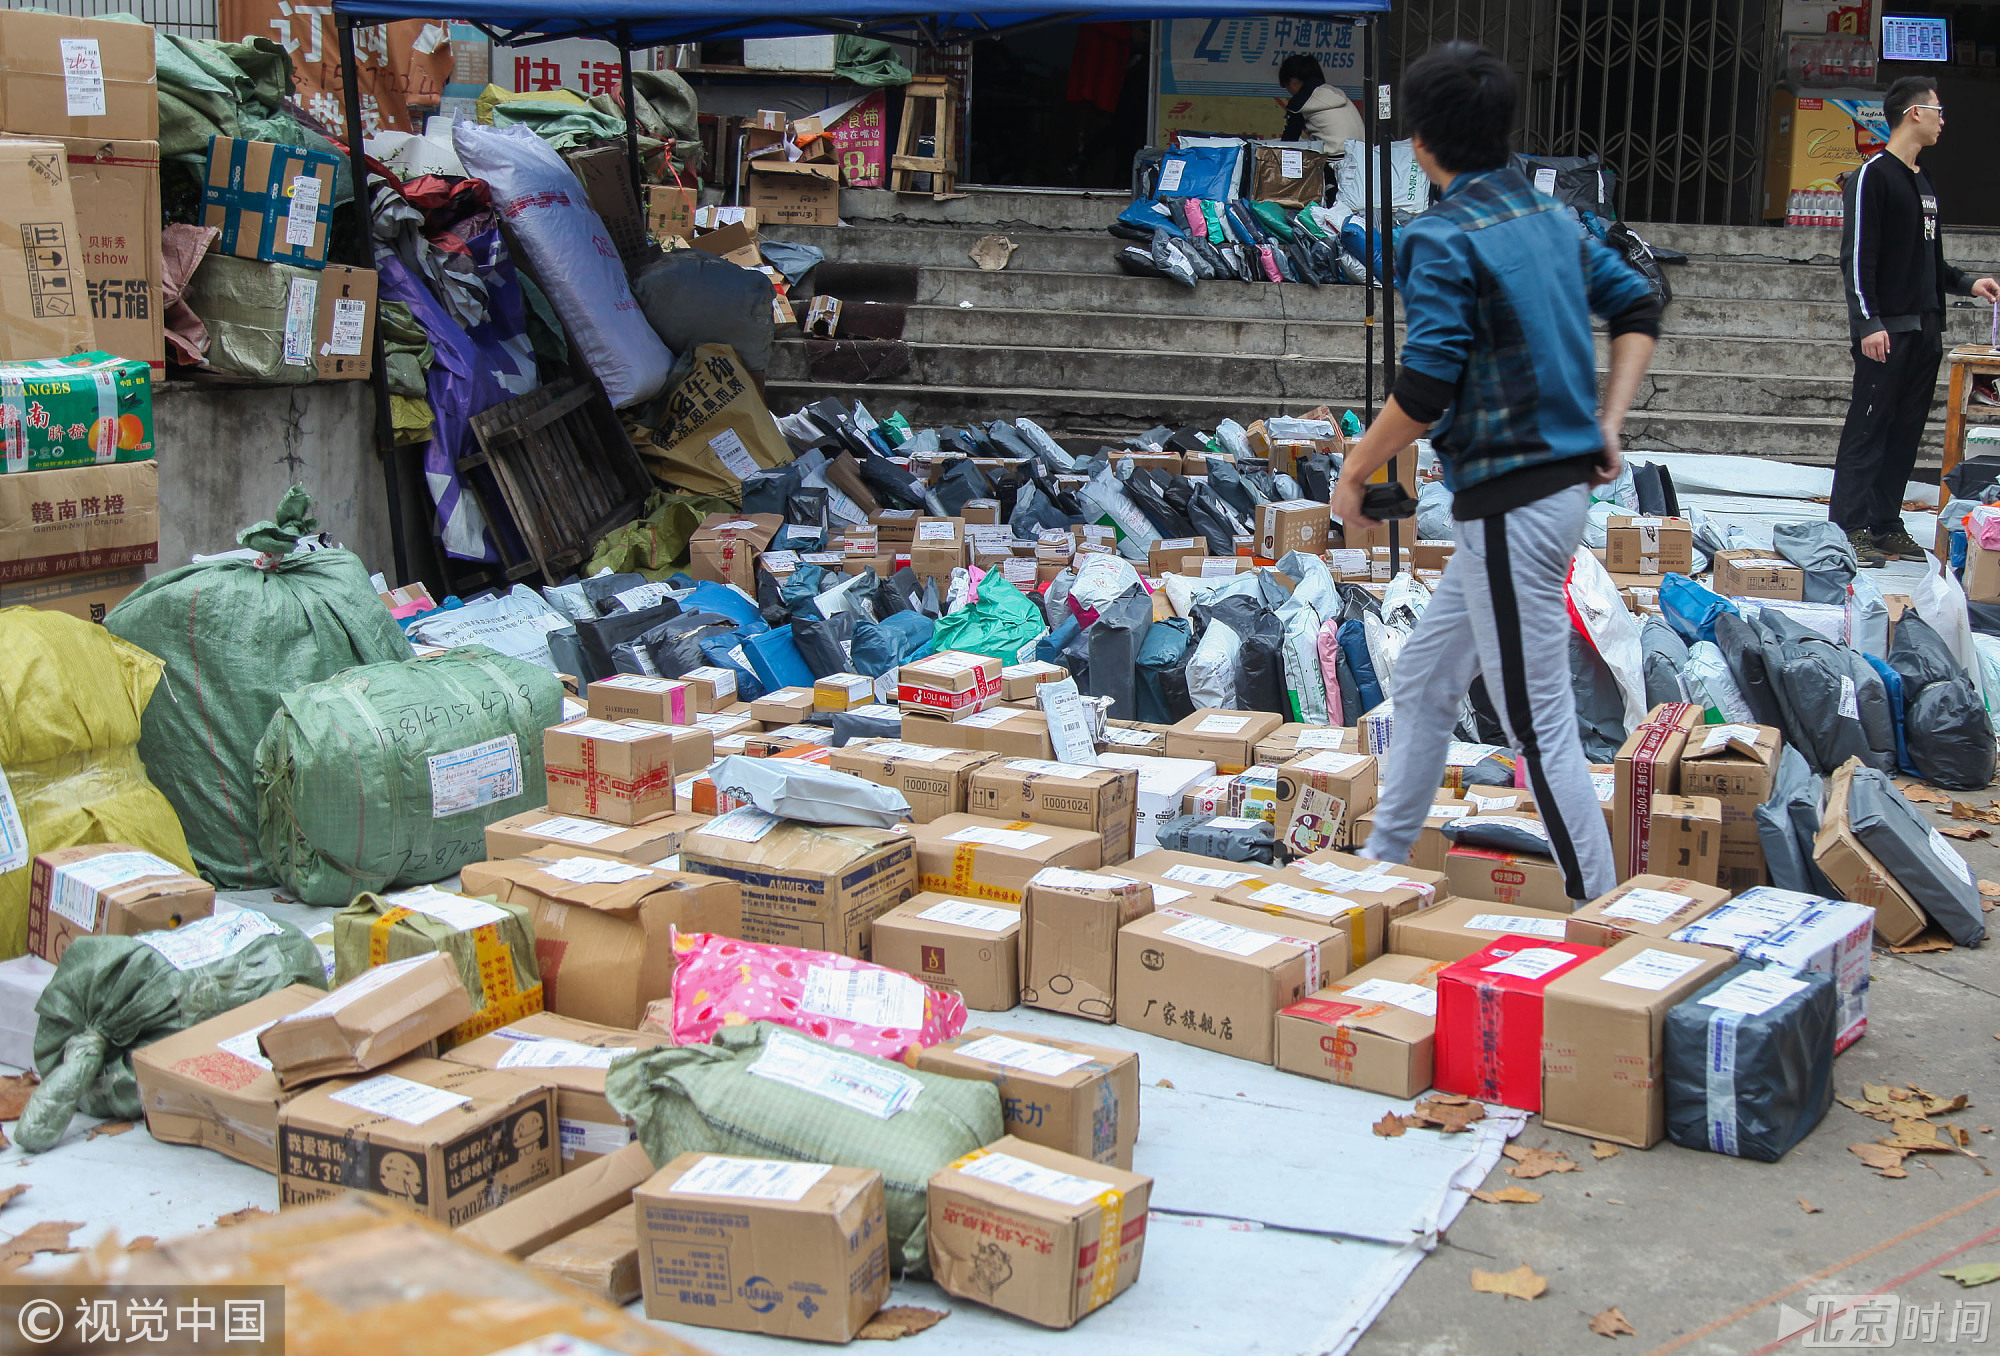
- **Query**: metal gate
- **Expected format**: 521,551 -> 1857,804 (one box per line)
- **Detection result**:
1387,0 -> 1771,225
5,0 -> 216,38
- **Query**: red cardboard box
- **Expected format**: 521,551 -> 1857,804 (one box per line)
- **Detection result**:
1433,937 -> 1600,1112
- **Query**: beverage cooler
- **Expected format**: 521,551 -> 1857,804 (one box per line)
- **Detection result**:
1763,86 -> 1887,226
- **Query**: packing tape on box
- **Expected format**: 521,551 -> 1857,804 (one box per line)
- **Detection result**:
1703,1006 -> 1744,1156
946,1148 -> 1128,1315
547,738 -> 676,815
1472,980 -> 1506,1103
926,845 -> 1023,904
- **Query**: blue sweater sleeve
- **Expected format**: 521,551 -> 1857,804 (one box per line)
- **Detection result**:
1395,216 -> 1477,387
1581,231 -> 1655,321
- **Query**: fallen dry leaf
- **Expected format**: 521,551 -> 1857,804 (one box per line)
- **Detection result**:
1503,1145 -> 1578,1179
1890,934 -> 1955,954
1863,1083 -> 1895,1104
1799,1197 -> 1821,1214
1980,880 -> 2000,898
1471,1264 -> 1548,1301
0,1073 -> 37,1122
1471,1186 -> 1543,1204
1407,1094 -> 1488,1134
1589,1307 -> 1638,1338
84,1121 -> 134,1140
1838,1095 -> 1900,1124
0,1186 -> 24,1211
1851,1142 -> 1910,1177
1906,1087 -> 1970,1116
1938,825 -> 1988,840
1590,1141 -> 1622,1160
1155,1079 -> 1174,1089
1941,1262 -> 2000,1288
126,1237 -> 157,1253
212,1208 -> 270,1229
857,1306 -> 949,1340
1899,781 -> 1953,804
1374,1112 -> 1409,1138
0,1220 -> 83,1271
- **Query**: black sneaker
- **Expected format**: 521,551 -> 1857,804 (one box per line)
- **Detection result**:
1873,527 -> 1928,561
1847,527 -> 1888,568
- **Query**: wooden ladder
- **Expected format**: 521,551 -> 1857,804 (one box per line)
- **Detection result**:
889,76 -> 959,198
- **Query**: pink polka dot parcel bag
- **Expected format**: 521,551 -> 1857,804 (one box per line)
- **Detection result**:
665,932 -> 967,1059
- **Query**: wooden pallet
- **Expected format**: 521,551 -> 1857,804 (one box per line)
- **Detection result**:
462,377 -> 651,584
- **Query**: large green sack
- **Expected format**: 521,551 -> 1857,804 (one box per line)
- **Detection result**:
18,911 -> 325,1151
929,572 -> 1049,666
605,1023 -> 1002,1278
256,649 -> 562,906
105,488 -> 413,889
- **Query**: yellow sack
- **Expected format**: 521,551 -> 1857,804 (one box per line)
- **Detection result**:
641,343 -> 795,500
0,608 -> 194,958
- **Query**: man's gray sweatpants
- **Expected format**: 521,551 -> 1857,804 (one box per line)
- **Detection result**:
1361,483 -> 1616,902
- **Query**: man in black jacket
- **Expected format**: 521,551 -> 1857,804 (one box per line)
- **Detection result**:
1833,75 -> 2000,565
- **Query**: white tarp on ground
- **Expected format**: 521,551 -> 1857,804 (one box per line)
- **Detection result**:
0,895 -> 1521,1356
1633,450 -> 1934,509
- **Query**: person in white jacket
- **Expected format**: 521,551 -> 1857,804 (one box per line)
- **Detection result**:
1279,53 -> 1364,152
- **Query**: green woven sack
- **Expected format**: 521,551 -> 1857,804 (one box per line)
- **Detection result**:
104,488 -> 414,889
605,1022 -> 1003,1278
332,886 -> 542,1041
255,648 -> 562,906
18,911 -> 324,1152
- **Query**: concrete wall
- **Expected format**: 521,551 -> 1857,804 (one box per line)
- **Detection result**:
152,381 -> 397,579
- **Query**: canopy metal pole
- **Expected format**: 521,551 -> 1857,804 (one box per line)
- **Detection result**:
1375,20 -> 1399,576
619,32 -> 641,194
1362,17 -> 1376,429
338,16 -> 411,586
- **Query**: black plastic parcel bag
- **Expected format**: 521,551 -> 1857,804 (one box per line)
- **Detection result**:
1888,614 -> 1996,791
1664,962 -> 1837,1162
1086,592 -> 1153,720
1844,764 -> 1987,945
1755,745 -> 1835,896
1155,813 -> 1277,863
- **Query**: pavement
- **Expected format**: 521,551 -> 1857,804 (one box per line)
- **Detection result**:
1356,797 -> 2000,1356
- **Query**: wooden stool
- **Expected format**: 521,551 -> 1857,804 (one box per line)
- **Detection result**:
1937,343 -> 2000,551
890,76 -> 959,198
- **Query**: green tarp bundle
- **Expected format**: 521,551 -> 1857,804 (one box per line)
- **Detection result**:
586,487 -> 733,579
153,28 -> 353,210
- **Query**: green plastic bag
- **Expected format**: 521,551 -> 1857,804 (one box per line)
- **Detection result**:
105,488 -> 414,889
255,648 -> 562,906
605,1023 -> 1002,1277
929,573 -> 1049,667
18,911 -> 324,1152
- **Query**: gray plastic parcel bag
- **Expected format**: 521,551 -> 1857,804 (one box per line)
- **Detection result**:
708,754 -> 912,827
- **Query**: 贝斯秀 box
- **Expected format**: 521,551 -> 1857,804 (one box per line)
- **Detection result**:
915,1028 -> 1140,1168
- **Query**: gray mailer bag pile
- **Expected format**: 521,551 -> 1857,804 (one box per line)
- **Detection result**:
1888,613 -> 1996,791
1664,961 -> 1838,1162
1755,745 -> 1835,896
604,1023 -> 1003,1277
1772,521 -> 1858,605
1844,765 -> 1987,946
1155,814 -> 1277,863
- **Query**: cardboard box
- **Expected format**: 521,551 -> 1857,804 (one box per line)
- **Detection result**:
1813,762 -> 1930,945
829,739 -> 992,823
443,1014 -> 666,1169
749,686 -> 814,725
1386,895 -> 1572,964
201,136 -> 338,269
1565,875 -> 1731,950
1614,702 -> 1702,878
1679,722 -> 1781,892
1605,515 -> 1694,576
587,675 -> 693,726
277,1057 -> 559,1225
56,135 -> 163,369
1148,535 -> 1208,575
132,983 -> 321,1172
0,142 -> 97,361
24,843 -> 211,963
1165,709 -> 1285,774
528,1203 -> 642,1304
999,661 -> 1066,701
0,10 -> 158,141
909,814 -> 1103,905
911,516 -> 965,582
1253,723 -> 1353,764
1287,850 -> 1445,910
645,183 -> 695,241
1113,850 -> 1280,902
1275,750 -> 1379,854
899,650 -> 1003,720
638,1154 -> 889,1341
1021,866 -> 1155,1021
927,1137 -> 1151,1329
483,808 -> 708,867
457,855 -> 740,1028
258,951 -> 474,1089
746,159 -> 840,227
1443,845 -> 1571,910
915,1028 -> 1141,1168
812,672 -> 874,713
0,561 -> 140,622
1254,499 -> 1332,562
1540,935 -> 1734,1146
311,262 -> 376,379
678,666 -> 739,713
870,893 -> 1022,1010
906,706 -> 1059,758
1434,938 -> 1600,1111
1115,904 -> 1342,1063
1644,793 -> 1723,886
968,758 -> 1139,866
1216,876 -> 1386,969
544,717 -> 679,826
1353,797 -> 1471,874
1745,898 -> 1875,1053
680,812 -> 914,958
0,458 -> 157,582
1274,954 -> 1448,1098
1711,549 -> 1804,601
688,513 -> 780,590
456,1140 -> 655,1258
1966,541 -> 2000,606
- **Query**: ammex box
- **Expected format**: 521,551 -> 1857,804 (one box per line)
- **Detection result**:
1115,904 -> 1344,1063
1711,550 -> 1804,601
1540,936 -> 1734,1147
1165,709 -> 1284,773
909,814 -> 1103,905
968,758 -> 1139,866
1386,895 -> 1572,964
899,650 -> 1003,720
1678,722 -> 1782,892
458,855 -> 740,1028
1093,753 -> 1216,852
483,808 -> 709,867
638,1154 -> 889,1342
1021,867 -> 1155,1022
25,844 -> 211,963
443,1013 -> 670,1169
870,893 -> 1022,1011
277,1057 -> 559,1226
916,1029 -> 1141,1168
1434,938 -> 1600,1112
831,740 -> 995,823
928,1138 -> 1152,1329
680,809 -> 915,959
1274,954 -> 1448,1098
0,459 -> 157,583
1565,875 -> 1731,950
132,983 -> 322,1172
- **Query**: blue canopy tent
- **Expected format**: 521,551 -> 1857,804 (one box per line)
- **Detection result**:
327,0 -> 1404,585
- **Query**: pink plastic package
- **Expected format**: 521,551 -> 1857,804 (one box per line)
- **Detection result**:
663,932 -> 967,1059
